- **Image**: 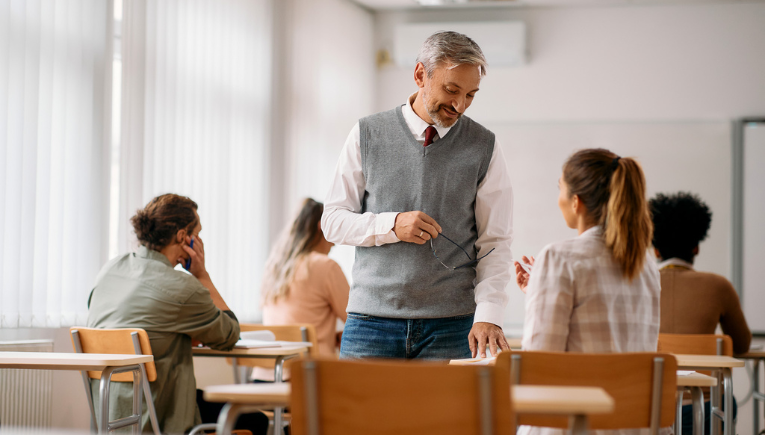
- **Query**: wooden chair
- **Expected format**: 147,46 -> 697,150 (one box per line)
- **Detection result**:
499,351 -> 677,434
289,356 -> 514,435
70,327 -> 161,435
658,333 -> 733,435
72,327 -> 248,435
227,324 -> 319,383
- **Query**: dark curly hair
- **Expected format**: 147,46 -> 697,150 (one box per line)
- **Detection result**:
649,192 -> 712,263
130,194 -> 199,251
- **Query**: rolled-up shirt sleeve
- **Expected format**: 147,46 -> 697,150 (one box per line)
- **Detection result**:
176,283 -> 241,351
473,142 -> 514,327
321,123 -> 401,247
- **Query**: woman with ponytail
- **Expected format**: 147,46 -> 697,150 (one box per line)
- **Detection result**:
261,198 -> 350,359
516,148 -> 660,355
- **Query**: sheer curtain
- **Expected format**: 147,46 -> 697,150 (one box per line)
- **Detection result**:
0,0 -> 111,328
119,0 -> 272,321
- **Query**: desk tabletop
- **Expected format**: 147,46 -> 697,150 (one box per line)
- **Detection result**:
677,372 -> 717,387
734,350 -> 765,359
0,352 -> 153,371
203,383 -> 614,416
673,354 -> 745,369
192,344 -> 308,357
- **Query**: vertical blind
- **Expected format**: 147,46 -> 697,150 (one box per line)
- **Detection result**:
0,0 -> 110,327
119,0 -> 272,321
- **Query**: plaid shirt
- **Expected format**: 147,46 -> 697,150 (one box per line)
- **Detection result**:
520,226 -> 662,435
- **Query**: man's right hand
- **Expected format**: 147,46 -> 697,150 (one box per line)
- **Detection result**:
394,211 -> 442,245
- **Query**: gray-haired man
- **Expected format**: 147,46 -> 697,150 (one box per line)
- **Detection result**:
322,31 -> 514,360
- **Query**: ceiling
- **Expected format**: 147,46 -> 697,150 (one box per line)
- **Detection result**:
351,0 -> 763,11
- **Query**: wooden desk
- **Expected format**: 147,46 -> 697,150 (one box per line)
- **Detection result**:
674,354 -> 744,435
506,337 -> 523,349
193,344 -> 307,432
203,383 -> 614,435
676,372 -> 718,435
734,350 -> 765,435
0,352 -> 154,434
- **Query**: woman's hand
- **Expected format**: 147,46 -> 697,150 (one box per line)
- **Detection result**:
514,255 -> 535,293
181,235 -> 209,280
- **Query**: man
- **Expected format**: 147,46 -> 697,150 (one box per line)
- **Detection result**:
322,31 -> 514,360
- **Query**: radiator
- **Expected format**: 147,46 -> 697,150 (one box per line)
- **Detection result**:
0,339 -> 54,431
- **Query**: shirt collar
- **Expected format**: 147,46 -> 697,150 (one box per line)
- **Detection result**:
136,245 -> 174,268
401,92 -> 454,140
578,225 -> 603,239
658,257 -> 695,271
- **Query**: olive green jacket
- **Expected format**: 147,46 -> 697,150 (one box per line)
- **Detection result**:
87,246 -> 240,434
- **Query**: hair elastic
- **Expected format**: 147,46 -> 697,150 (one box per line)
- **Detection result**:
611,156 -> 621,170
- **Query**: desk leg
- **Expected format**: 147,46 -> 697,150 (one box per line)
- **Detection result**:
216,403 -> 245,435
569,415 -> 588,435
754,359 -> 761,435
711,370 -> 721,435
131,368 -> 143,435
723,368 -> 734,435
274,356 -> 287,435
691,387 -> 705,435
676,388 -> 684,435
98,367 -> 114,434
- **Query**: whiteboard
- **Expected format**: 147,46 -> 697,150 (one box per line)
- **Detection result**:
489,121 -> 732,332
741,122 -> 765,334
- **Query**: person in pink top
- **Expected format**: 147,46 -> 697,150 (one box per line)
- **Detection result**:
261,198 -> 350,357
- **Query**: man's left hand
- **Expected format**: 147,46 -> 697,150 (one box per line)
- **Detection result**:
468,322 -> 510,358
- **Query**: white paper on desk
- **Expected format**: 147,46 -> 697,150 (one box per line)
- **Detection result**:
234,339 -> 282,349
452,356 -> 497,366
240,330 -> 276,341
677,370 -> 697,376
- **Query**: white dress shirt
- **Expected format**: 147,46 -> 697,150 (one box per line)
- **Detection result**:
322,94 -> 514,327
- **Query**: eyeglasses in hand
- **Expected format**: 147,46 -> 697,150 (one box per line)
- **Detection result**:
430,233 -> 495,270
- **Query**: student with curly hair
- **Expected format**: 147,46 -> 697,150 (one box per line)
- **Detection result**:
650,192 -> 750,435
87,193 -> 268,434
649,192 -> 751,353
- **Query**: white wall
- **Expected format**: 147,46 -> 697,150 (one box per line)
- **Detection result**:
275,0 -> 376,279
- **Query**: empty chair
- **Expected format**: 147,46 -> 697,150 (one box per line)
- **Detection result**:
499,351 -> 677,435
289,357 -> 513,435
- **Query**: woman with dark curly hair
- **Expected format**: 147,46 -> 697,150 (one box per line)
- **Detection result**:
650,192 -> 751,435
87,193 -> 267,434
649,191 -> 751,353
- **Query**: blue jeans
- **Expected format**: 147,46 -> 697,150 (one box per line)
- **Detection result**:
339,312 -> 474,360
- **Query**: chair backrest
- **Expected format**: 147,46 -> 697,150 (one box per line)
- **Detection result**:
227,324 -> 319,369
70,327 -> 157,382
499,351 -> 677,432
290,357 -> 514,435
657,333 -> 733,356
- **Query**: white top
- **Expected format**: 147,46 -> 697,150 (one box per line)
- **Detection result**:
321,93 -> 514,326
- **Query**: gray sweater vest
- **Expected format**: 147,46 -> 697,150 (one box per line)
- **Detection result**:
348,105 -> 495,319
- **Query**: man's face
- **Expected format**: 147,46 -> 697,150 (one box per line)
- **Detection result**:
419,62 -> 481,128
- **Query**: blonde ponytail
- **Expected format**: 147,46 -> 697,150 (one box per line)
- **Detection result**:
604,158 -> 653,279
563,149 -> 653,280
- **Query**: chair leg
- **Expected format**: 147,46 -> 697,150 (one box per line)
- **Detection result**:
79,371 -> 98,433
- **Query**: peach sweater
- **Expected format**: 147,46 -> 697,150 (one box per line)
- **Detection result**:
262,252 -> 350,356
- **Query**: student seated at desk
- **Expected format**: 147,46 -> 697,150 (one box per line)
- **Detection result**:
87,193 -> 267,435
515,149 -> 661,435
258,198 -> 349,378
650,191 -> 751,435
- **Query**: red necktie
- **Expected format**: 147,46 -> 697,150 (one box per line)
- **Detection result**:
424,126 -> 437,147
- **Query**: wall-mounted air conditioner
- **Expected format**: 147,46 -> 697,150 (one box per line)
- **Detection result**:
393,21 -> 527,68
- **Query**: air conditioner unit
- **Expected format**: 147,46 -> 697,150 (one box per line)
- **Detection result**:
393,21 -> 527,68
